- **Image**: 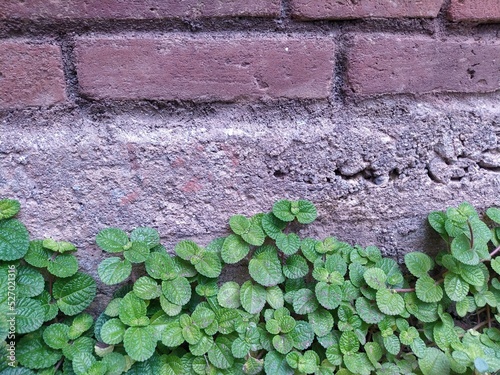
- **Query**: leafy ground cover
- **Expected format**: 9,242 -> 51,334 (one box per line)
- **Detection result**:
1,198 -> 500,374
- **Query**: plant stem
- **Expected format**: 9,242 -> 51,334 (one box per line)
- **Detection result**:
54,358 -> 64,372
490,245 -> 500,259
393,288 -> 415,293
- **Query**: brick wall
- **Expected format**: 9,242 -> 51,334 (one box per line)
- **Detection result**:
1,0 -> 500,269
1,0 -> 499,108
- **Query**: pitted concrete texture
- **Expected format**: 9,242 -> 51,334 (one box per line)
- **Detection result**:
1,96 -> 500,280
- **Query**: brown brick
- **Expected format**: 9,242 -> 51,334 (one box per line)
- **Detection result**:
75,36 -> 335,101
346,34 -> 500,96
0,42 -> 67,109
291,0 -> 444,20
448,0 -> 500,22
0,0 -> 280,19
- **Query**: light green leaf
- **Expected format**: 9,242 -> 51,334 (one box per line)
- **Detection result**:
161,322 -> 184,347
458,263 -> 485,287
428,212 -> 447,235
35,290 -> 58,322
218,282 -> 241,308
283,255 -> 309,279
242,224 -> 266,246
221,234 -> 250,264
190,334 -> 214,356
162,277 -> 191,306
47,254 -> 79,278
101,352 -> 127,375
363,268 -> 387,290
276,233 -> 301,255
68,313 -> 93,339
343,353 -> 373,375
229,214 -> 251,235
72,352 -> 96,375
365,342 -> 383,368
130,227 -> 160,249
192,307 -> 216,329
208,337 -> 234,369
0,199 -> 20,219
355,297 -> 385,324
266,285 -> 285,309
53,272 -> 96,316
42,238 -> 76,253
174,240 -> 202,261
240,281 -> 267,314
418,348 -> 450,375
96,228 -> 128,253
133,276 -> 161,299
42,323 -> 69,349
123,241 -> 150,263
308,308 -> 334,337
145,252 -> 176,280
262,213 -> 287,240
292,289 -> 318,315
98,257 -> 132,285
315,282 -> 342,310
376,289 -> 405,316
16,266 -> 44,298
415,275 -> 444,303
295,200 -> 318,224
264,351 -> 294,375
487,207 -> 500,224
24,240 -> 51,268
159,295 -> 182,317
119,292 -> 147,326
404,252 -> 434,278
123,326 -> 157,362
451,234 -> 479,265
272,334 -> 294,354
195,251 -> 221,278
243,356 -> 264,375
272,200 -> 295,222
0,219 -> 29,261
62,336 -> 95,361
444,274 -> 469,301
383,334 -> 400,355
16,298 -> 44,334
339,331 -> 359,355
249,246 -> 284,287
182,323 -> 201,345
289,321 -> 314,350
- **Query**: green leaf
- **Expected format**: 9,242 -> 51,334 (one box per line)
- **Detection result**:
221,234 -> 250,264
123,326 -> 157,362
68,313 -> 93,339
119,292 -> 148,326
243,356 -> 264,375
123,241 -> 150,263
195,252 -> 221,278
145,252 -> 176,280
240,281 -> 267,314
208,337 -> 234,369
383,334 -> 400,355
339,331 -> 360,355
24,240 -> 51,268
192,307 -> 216,329
0,199 -> 20,219
130,227 -> 160,249
267,285 -> 285,309
62,336 -> 95,361
242,224 -> 266,246
53,272 -> 96,315
0,219 -> 29,261
47,254 -> 79,278
418,348 -> 450,375
308,308 -> 334,337
264,351 -> 294,375
161,322 -> 184,347
17,332 -> 62,369
487,207 -> 500,224
276,233 -> 301,255
190,334 -> 214,356
444,274 -> 469,301
355,297 -> 385,324
162,277 -> 191,306
365,342 -> 383,368
458,263 -> 485,287
491,257 -> 500,276
292,289 -> 318,314
42,238 -> 76,253
97,257 -> 132,285
262,213 -> 287,240
133,276 -> 161,299
35,290 -> 58,322
101,352 -> 127,375
42,323 -> 69,349
283,255 -> 309,279
16,298 -> 44,334
363,268 -> 387,290
451,234 -> 479,265
376,289 -> 405,316
428,212 -> 448,235
415,275 -> 444,303
404,252 -> 433,278
272,200 -> 295,222
272,335 -> 294,354
229,214 -> 251,235
343,353 -> 373,375
289,321 -> 314,350
249,246 -> 284,287
315,282 -> 342,310
295,200 -> 318,224
218,282 -> 241,308
96,228 -> 128,253
72,352 -> 96,375
16,266 -> 44,298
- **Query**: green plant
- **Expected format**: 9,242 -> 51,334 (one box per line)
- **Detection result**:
2,198 -> 500,374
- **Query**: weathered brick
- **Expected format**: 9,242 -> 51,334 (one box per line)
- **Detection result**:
0,0 -> 280,20
448,0 -> 500,22
75,36 -> 335,101
290,0 -> 444,20
346,34 -> 500,96
0,42 -> 67,109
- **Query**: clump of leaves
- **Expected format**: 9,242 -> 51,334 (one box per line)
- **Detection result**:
3,198 -> 500,375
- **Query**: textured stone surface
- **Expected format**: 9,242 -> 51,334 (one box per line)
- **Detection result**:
75,36 -> 335,101
346,34 -> 500,96
448,0 -> 500,22
2,97 -> 500,282
0,42 -> 67,109
290,0 -> 444,20
0,0 -> 281,19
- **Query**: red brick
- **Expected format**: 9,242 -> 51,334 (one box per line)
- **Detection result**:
75,36 -> 335,101
0,42 -> 67,109
0,0 -> 280,20
448,0 -> 500,22
291,0 -> 444,20
346,34 -> 500,96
